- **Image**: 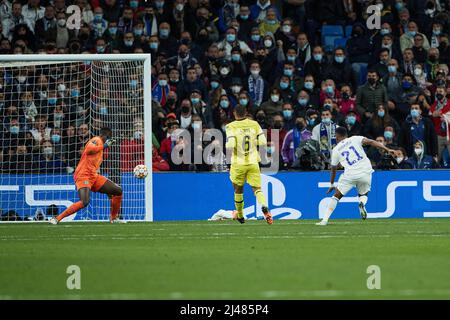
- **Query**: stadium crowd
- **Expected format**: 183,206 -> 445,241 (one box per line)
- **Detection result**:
1,0 -> 450,173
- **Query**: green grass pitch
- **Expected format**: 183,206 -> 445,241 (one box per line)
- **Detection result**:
1,219 -> 450,300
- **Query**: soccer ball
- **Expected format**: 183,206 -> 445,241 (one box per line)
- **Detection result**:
133,164 -> 148,179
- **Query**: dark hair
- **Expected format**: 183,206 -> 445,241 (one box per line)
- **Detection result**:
234,104 -> 247,117
336,126 -> 348,137
100,127 -> 112,137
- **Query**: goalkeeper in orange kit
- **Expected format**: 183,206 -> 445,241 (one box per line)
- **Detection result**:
50,127 -> 125,224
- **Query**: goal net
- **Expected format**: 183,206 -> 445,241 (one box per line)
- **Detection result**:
0,54 -> 152,222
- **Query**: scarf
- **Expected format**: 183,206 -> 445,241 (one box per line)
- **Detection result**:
152,83 -> 169,105
319,122 -> 336,158
293,128 -> 301,161
248,75 -> 264,106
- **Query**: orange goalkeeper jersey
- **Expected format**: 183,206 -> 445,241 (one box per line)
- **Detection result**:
74,136 -> 104,180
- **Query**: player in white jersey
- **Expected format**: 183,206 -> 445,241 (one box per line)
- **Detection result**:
316,127 -> 396,226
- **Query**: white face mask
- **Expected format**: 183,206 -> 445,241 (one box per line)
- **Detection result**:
396,157 -> 404,164
231,86 -> 241,94
250,69 -> 260,77
282,25 -> 291,33
414,68 -> 422,76
220,68 -> 230,76
414,148 -> 423,156
264,40 -> 272,48
271,95 -> 280,103
43,147 -> 53,156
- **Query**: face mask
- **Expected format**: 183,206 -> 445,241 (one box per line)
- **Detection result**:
411,109 -> 420,118
10,126 -> 19,134
396,157 -> 404,164
313,53 -> 323,61
220,100 -> 229,108
176,3 -> 184,11
378,110 -> 385,118
58,19 -> 66,27
240,14 -> 249,20
100,107 -> 108,115
159,29 -> 170,38
51,134 -> 61,144
335,56 -> 344,64
71,89 -> 80,97
181,106 -> 190,113
124,39 -> 134,47
54,113 -> 64,120
231,54 -> 241,62
192,123 -> 201,130
149,42 -> 158,50
256,115 -> 265,122
407,31 -> 417,38
414,68 -> 422,76
266,19 -> 277,25
134,131 -> 143,140
251,34 -> 261,42
267,146 -> 275,154
17,76 -> 26,83
157,79 -> 167,87
94,14 -> 103,21
298,98 -> 308,106
250,69 -> 260,77
191,97 -> 200,104
282,25 -> 291,33
282,109 -> 292,119
43,147 -> 53,156
368,78 -> 377,85
308,119 -> 315,126
134,29 -> 143,36
436,93 -> 444,101
97,45 -> 105,53
402,80 -> 412,89
239,98 -> 248,106
322,118 -> 331,125
211,81 -> 219,89
264,40 -> 272,48
287,55 -> 296,62
130,80 -> 138,88
304,81 -> 314,90
130,0 -> 139,9
58,84 -> 66,92
280,82 -> 289,90
395,2 -> 404,10
283,69 -> 293,77
384,131 -> 393,140
220,68 -> 230,76
388,65 -> 397,73
414,148 -> 423,156
346,116 -> 356,125
380,28 -> 390,35
271,95 -> 280,103
433,29 -> 441,36
342,92 -> 350,100
325,86 -> 334,94
48,97 -> 57,105
231,86 -> 241,94
226,34 -> 236,42
155,1 -> 164,9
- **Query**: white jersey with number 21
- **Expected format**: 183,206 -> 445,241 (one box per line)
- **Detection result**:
331,136 -> 374,179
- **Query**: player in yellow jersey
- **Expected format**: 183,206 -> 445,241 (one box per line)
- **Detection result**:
225,105 -> 273,225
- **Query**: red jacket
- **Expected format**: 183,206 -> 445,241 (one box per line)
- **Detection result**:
120,138 -> 144,172
430,99 -> 450,137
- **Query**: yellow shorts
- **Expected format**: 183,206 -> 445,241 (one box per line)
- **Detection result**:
230,164 -> 261,188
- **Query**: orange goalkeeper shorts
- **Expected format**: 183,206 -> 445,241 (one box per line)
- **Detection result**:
75,174 -> 108,192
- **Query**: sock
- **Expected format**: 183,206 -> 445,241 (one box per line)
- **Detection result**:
110,195 -> 123,220
234,193 -> 244,218
254,190 -> 268,208
359,195 -> 368,206
56,201 -> 85,222
322,196 -> 339,222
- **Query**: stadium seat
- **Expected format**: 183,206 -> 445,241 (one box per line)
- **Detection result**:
358,64 -> 368,86
321,25 -> 344,52
345,25 -> 353,37
334,37 -> 348,49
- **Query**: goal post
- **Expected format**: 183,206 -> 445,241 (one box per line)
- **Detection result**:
0,54 -> 153,222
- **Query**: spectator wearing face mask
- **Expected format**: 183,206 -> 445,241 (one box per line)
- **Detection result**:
217,26 -> 252,60
152,145 -> 170,172
281,115 -> 312,168
166,44 -> 198,80
399,103 -> 438,159
346,22 -> 372,86
33,140 -> 66,173
245,60 -> 268,109
325,47 -> 352,89
213,94 -> 233,129
261,88 -> 283,118
400,21 -> 430,52
120,122 -> 145,172
311,107 -> 339,165
189,89 -> 213,129
393,147 -> 413,169
430,86 -> 450,160
177,67 -> 208,102
304,46 -> 328,85
356,70 -> 388,122
364,104 -> 400,140
406,140 -> 439,169
340,110 -> 362,137
274,18 -> 296,53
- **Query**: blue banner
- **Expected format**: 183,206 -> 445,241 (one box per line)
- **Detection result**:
1,170 -> 450,221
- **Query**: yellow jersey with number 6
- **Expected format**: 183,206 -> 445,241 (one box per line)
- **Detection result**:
225,118 -> 267,166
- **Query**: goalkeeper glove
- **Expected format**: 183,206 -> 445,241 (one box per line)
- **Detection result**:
104,138 -> 116,149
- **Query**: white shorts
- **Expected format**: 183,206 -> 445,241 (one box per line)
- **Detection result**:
337,173 -> 372,196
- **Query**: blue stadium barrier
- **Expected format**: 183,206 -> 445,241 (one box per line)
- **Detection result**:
345,25 -> 353,37
1,170 -> 450,221
334,37 -> 348,48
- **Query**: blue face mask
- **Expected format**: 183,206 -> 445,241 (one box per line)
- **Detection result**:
130,0 -> 139,9
149,42 -> 158,50
388,65 -> 397,73
322,117 -> 331,125
211,81 -> 219,89
231,54 -> 240,62
284,69 -> 293,77
407,31 -> 417,38
71,89 -> 80,97
109,27 -> 117,35
240,14 -> 249,20
192,123 -> 201,130
395,2 -> 404,10
308,119 -> 315,126
10,126 -> 19,134
48,97 -> 57,105
378,110 -> 385,118
346,116 -> 356,125
94,14 -> 103,21
402,80 -> 412,89
304,82 -> 314,90
380,28 -> 390,35
100,107 -> 108,115
159,80 -> 167,87
411,109 -> 420,118
51,134 -> 61,144
313,54 -> 323,62
384,131 -> 393,140
280,82 -> 289,90
239,98 -> 248,106
325,86 -> 334,94
335,56 -> 344,63
226,34 -> 236,42
251,34 -> 261,42
287,56 -> 296,62
159,29 -> 169,38
191,97 -> 200,104
134,29 -> 143,36
266,19 -> 277,25
130,80 -> 138,88
155,1 -> 164,9
283,109 -> 293,119
298,98 -> 308,106
220,100 -> 229,108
